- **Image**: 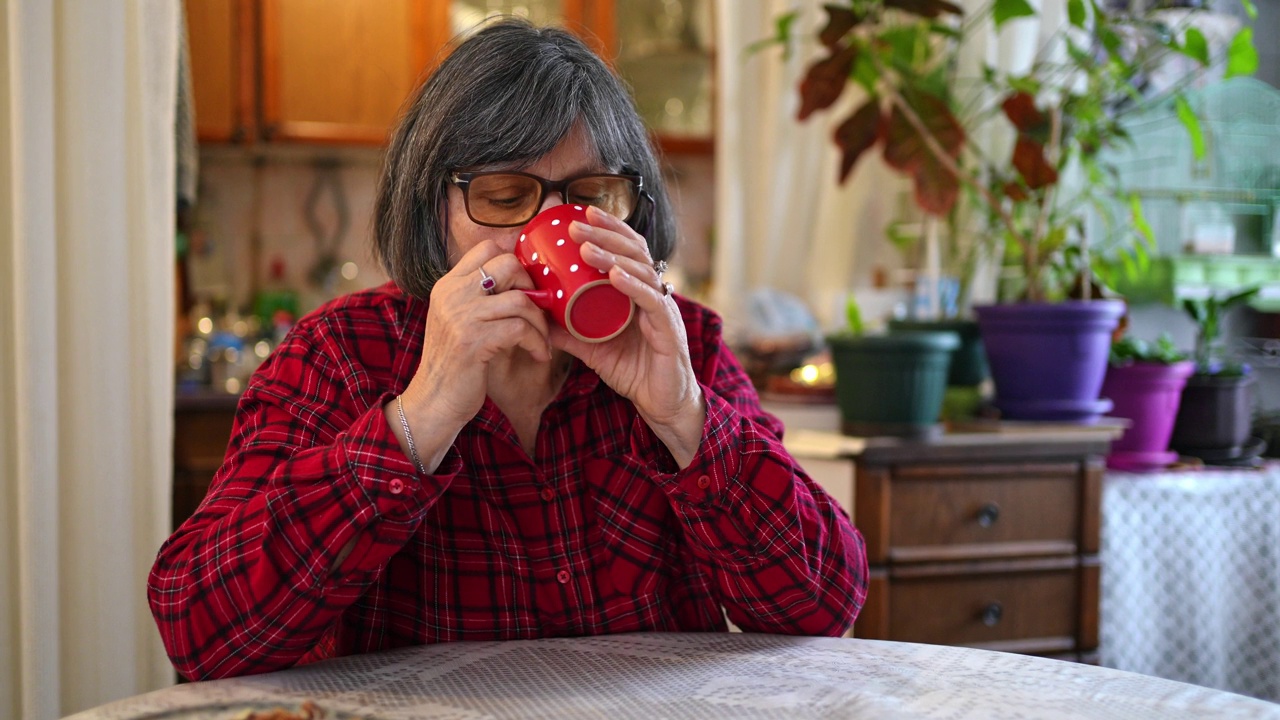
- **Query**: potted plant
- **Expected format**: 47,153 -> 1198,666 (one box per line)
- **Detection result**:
1101,333 -> 1194,471
828,296 -> 958,437
766,0 -> 1256,423
1169,286 -> 1263,462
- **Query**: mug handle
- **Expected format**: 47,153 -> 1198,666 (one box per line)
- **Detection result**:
522,289 -> 555,310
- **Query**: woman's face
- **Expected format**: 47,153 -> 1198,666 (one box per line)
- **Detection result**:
445,123 -> 606,266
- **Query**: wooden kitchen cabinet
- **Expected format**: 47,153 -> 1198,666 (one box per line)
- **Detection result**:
260,0 -> 450,144
183,0 -> 712,151
172,392 -> 239,530
186,0 -> 254,142
845,431 -> 1113,661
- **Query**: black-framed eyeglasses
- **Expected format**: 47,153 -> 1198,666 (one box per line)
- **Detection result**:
449,170 -> 644,228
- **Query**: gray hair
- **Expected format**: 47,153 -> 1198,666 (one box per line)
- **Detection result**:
373,18 -> 677,299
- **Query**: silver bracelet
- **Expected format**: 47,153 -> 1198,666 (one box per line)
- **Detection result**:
395,395 -> 427,475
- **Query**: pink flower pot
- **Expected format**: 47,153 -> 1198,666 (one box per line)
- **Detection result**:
1101,360 -> 1195,472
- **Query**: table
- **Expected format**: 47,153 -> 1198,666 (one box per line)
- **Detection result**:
1101,466 -> 1280,702
67,633 -> 1278,719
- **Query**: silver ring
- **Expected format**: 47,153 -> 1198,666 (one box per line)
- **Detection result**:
661,281 -> 674,297
653,259 -> 668,277
478,266 -> 496,295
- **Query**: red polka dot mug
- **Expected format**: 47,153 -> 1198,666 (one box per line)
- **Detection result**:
516,204 -> 634,343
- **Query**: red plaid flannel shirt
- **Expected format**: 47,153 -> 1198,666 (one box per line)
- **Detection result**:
149,283 -> 868,680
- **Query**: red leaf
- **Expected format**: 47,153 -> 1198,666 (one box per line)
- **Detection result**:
835,101 -> 885,183
883,0 -> 964,18
1011,137 -> 1058,189
913,150 -> 961,215
1001,92 -> 1048,134
797,46 -> 857,121
819,4 -> 863,47
1002,181 -> 1030,202
883,91 -> 964,172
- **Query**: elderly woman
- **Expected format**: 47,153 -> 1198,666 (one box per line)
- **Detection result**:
149,19 -> 867,681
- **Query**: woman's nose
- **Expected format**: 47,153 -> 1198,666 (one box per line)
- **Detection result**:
538,189 -> 565,213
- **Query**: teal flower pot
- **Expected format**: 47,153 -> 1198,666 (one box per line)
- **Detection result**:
827,331 -> 959,438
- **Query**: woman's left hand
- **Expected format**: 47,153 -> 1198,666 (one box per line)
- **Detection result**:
556,206 -> 706,467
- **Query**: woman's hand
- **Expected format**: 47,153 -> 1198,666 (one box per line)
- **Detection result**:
559,206 -> 706,467
391,239 -> 552,471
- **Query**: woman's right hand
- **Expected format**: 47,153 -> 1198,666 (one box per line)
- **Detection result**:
388,240 -> 551,470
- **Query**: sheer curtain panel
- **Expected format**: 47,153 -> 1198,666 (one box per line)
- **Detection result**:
0,1 -> 178,717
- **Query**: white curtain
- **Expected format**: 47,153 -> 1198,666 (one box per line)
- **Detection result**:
0,1 -> 178,718
712,0 -> 1066,331
713,0 -> 903,337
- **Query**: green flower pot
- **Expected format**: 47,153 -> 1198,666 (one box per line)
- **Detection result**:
888,318 -> 988,387
827,331 -> 959,438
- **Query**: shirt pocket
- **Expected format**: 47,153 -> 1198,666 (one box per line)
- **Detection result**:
583,458 -> 679,598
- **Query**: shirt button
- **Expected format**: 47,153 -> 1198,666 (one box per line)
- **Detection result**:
540,488 -> 554,501
557,570 -> 571,584
388,478 -> 405,495
696,475 -> 711,489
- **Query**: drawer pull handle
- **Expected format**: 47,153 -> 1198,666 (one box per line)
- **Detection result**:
976,503 -> 1001,528
981,602 -> 1004,627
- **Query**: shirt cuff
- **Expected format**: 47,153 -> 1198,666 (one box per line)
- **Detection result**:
629,384 -> 753,506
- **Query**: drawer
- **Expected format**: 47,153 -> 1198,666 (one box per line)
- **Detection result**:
861,559 -> 1090,653
887,465 -> 1081,562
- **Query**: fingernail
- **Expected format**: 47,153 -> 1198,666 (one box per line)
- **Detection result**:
571,220 -> 594,234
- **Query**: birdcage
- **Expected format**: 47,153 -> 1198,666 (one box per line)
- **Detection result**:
1107,77 -> 1280,258
1097,77 -> 1280,308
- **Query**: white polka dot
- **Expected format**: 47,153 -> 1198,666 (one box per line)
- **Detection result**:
556,290 -> 563,299
556,239 -> 565,246
543,267 -> 550,276
551,219 -> 561,226
532,252 -> 538,261
574,205 -> 584,211
570,264 -> 579,272
520,234 -> 526,242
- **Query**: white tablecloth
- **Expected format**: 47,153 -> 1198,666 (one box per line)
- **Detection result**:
67,633 -> 1278,719
1102,466 -> 1280,702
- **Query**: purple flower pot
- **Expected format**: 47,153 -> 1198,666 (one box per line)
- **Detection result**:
1101,360 -> 1195,472
974,301 -> 1125,423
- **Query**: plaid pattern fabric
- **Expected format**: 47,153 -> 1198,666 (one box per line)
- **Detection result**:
149,282 -> 868,680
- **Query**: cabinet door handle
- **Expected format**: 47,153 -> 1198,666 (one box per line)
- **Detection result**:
980,602 -> 1004,627
976,503 -> 1001,528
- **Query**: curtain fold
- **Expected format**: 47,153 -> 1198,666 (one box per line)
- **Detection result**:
713,0 -> 910,337
1,1 -> 178,717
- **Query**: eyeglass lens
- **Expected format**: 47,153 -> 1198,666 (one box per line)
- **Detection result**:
464,174 -> 637,226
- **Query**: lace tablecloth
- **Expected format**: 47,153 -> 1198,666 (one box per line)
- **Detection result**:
1102,466 -> 1280,702
67,633 -> 1278,719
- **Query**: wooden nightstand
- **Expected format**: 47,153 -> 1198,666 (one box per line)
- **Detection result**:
770,403 -> 1116,661
850,432 -> 1112,661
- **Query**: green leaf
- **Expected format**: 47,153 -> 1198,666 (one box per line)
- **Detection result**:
993,0 -> 1036,30
1129,194 -> 1155,246
1099,27 -> 1123,56
1240,0 -> 1258,20
1068,0 -> 1086,28
745,11 -> 799,58
852,51 -> 879,95
1174,96 -> 1206,160
845,294 -> 865,336
1226,27 -> 1259,78
1181,27 -> 1210,66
